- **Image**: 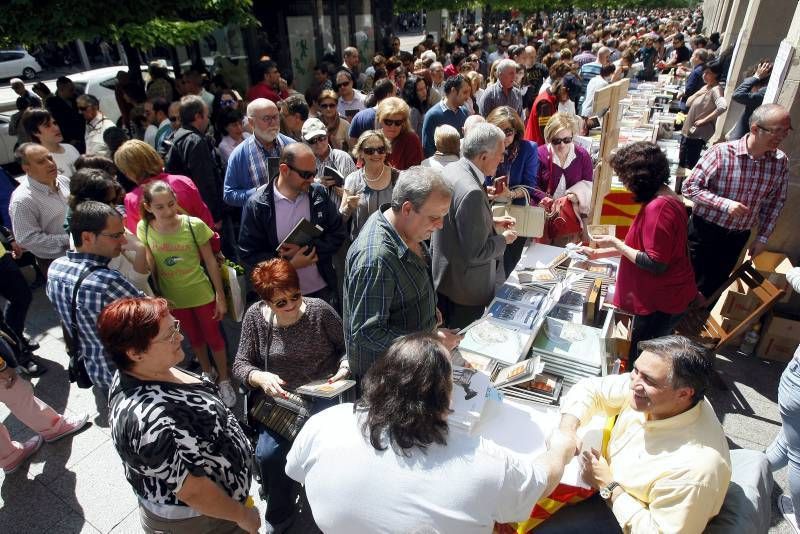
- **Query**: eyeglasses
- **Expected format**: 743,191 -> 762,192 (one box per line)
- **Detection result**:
336,81 -> 351,89
99,230 -> 125,239
271,293 -> 302,309
757,125 -> 793,136
382,118 -> 404,127
503,128 -> 516,137
551,136 -> 573,145
319,103 -> 337,109
287,164 -> 317,180
169,116 -> 178,122
254,113 -> 280,123
307,135 -> 327,145
156,319 -> 181,344
362,146 -> 387,155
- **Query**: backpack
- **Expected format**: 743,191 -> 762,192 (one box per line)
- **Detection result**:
163,130 -> 194,175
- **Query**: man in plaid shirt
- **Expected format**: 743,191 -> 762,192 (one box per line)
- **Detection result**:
343,167 -> 461,379
683,104 -> 791,298
47,202 -> 143,391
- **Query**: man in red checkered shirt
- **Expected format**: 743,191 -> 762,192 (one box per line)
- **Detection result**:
683,103 -> 791,298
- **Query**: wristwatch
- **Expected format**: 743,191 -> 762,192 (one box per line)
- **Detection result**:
600,481 -> 621,500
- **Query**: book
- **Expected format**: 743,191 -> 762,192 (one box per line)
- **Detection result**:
296,379 -> 356,398
518,243 -> 569,270
487,301 -> 541,330
322,165 -> 344,187
516,268 -> 559,285
569,260 -> 617,279
531,317 -> 604,370
495,283 -> 548,307
458,316 -> 534,366
276,218 -> 323,251
501,372 -> 564,405
493,356 -> 543,388
267,156 -> 281,181
449,366 -> 491,433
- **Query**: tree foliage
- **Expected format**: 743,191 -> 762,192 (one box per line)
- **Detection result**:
0,0 -> 257,49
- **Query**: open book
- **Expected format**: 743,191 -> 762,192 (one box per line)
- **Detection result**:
296,379 -> 356,399
276,218 -> 323,252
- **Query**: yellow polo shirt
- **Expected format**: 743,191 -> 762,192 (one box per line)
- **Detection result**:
561,373 -> 731,534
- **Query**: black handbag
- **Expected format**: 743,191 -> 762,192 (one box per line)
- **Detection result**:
246,307 -> 311,441
63,265 -> 107,389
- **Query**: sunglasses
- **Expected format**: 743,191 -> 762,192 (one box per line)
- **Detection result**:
307,135 -> 327,145
169,116 -> 178,122
272,293 -> 302,309
336,81 -> 351,89
287,164 -> 317,180
551,136 -> 573,145
503,128 -> 516,137
362,146 -> 387,155
319,103 -> 337,109
382,118 -> 404,127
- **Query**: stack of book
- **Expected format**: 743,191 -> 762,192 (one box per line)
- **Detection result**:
530,316 -> 605,390
486,284 -> 549,330
491,357 -> 565,406
448,365 -> 491,433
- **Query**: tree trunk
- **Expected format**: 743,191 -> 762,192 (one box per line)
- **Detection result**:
121,40 -> 144,86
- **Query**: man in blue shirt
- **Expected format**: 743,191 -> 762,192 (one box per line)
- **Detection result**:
347,79 -> 396,147
421,75 -> 471,158
47,201 -> 143,391
223,98 -> 295,207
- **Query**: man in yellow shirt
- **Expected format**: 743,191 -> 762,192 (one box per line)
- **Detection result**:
541,335 -> 731,534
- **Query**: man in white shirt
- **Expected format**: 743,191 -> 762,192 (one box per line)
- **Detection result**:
582,64 -> 616,117
537,335 -> 731,534
77,94 -> 115,157
287,332 -> 577,534
143,98 -> 170,149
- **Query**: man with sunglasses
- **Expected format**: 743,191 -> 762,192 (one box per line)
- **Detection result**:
684,103 -> 791,299
335,69 -> 366,120
47,201 -> 143,393
238,143 -> 345,309
223,98 -> 296,208
76,94 -> 115,157
421,75 -> 471,158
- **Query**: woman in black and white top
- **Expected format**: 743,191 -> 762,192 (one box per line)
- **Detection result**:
98,296 -> 259,534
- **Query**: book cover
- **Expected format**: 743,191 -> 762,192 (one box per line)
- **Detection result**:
458,317 -> 534,365
276,218 -> 323,251
493,356 -> 543,388
495,283 -> 548,308
487,301 -> 541,330
296,379 -> 356,398
449,366 -> 490,432
531,317 -> 603,368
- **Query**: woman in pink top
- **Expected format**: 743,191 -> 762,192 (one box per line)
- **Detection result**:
114,140 -> 220,252
580,142 -> 698,365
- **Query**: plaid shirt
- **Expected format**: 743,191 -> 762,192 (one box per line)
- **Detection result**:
683,135 -> 788,243
46,252 -> 143,388
343,207 -> 438,377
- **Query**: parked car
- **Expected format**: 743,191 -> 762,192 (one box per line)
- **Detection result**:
0,113 -> 17,166
0,50 -> 42,81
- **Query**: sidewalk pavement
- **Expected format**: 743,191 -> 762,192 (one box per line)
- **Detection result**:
0,287 -> 796,533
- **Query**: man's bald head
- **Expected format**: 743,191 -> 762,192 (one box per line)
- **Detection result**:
247,98 -> 278,117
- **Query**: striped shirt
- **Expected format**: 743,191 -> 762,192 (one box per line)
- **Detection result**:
683,135 -> 788,243
9,174 -> 70,259
46,252 -> 143,388
343,207 -> 437,377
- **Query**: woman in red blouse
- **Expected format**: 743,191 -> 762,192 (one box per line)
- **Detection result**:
376,97 -> 423,171
580,142 -> 698,364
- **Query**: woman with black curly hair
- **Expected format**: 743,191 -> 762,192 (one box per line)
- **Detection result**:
285,332 -> 577,534
580,142 -> 698,365
402,76 -> 431,139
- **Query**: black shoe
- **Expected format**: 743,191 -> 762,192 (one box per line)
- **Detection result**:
17,358 -> 46,377
22,337 -> 40,351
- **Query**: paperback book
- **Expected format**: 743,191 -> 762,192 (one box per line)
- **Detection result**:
296,379 -> 356,399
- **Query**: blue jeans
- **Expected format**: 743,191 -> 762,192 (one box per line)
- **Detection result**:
255,396 -> 337,523
767,351 -> 800,525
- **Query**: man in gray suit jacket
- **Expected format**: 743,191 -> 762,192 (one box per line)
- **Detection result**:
431,123 -> 518,329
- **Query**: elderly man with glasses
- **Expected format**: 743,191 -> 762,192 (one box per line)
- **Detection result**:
238,143 -> 345,310
76,94 -> 115,157
223,98 -> 296,208
684,103 -> 791,298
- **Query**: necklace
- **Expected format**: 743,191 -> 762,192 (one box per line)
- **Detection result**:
363,165 -> 387,183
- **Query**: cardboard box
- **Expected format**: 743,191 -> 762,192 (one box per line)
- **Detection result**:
720,318 -> 745,346
718,288 -> 759,322
752,252 -> 793,303
756,315 -> 800,362
602,309 -> 633,369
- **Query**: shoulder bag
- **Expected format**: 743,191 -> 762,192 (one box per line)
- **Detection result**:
63,265 -> 107,388
492,187 -> 545,238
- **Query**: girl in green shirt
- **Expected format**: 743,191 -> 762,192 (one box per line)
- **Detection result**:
137,180 -> 236,407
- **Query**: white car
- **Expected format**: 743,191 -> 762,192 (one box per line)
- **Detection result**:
0,50 -> 42,81
0,112 -> 18,166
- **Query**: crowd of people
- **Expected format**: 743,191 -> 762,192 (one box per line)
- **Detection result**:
0,5 -> 797,534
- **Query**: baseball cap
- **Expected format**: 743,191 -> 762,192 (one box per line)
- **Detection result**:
301,118 -> 328,142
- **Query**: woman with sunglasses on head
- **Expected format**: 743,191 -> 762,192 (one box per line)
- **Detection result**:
340,130 -> 400,241
484,106 -> 539,274
376,97 -> 423,171
232,258 -> 347,532
136,180 -> 236,408
99,297 -> 259,534
316,89 -> 351,152
216,108 -> 250,164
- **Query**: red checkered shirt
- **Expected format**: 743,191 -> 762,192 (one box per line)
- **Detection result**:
683,135 -> 788,243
